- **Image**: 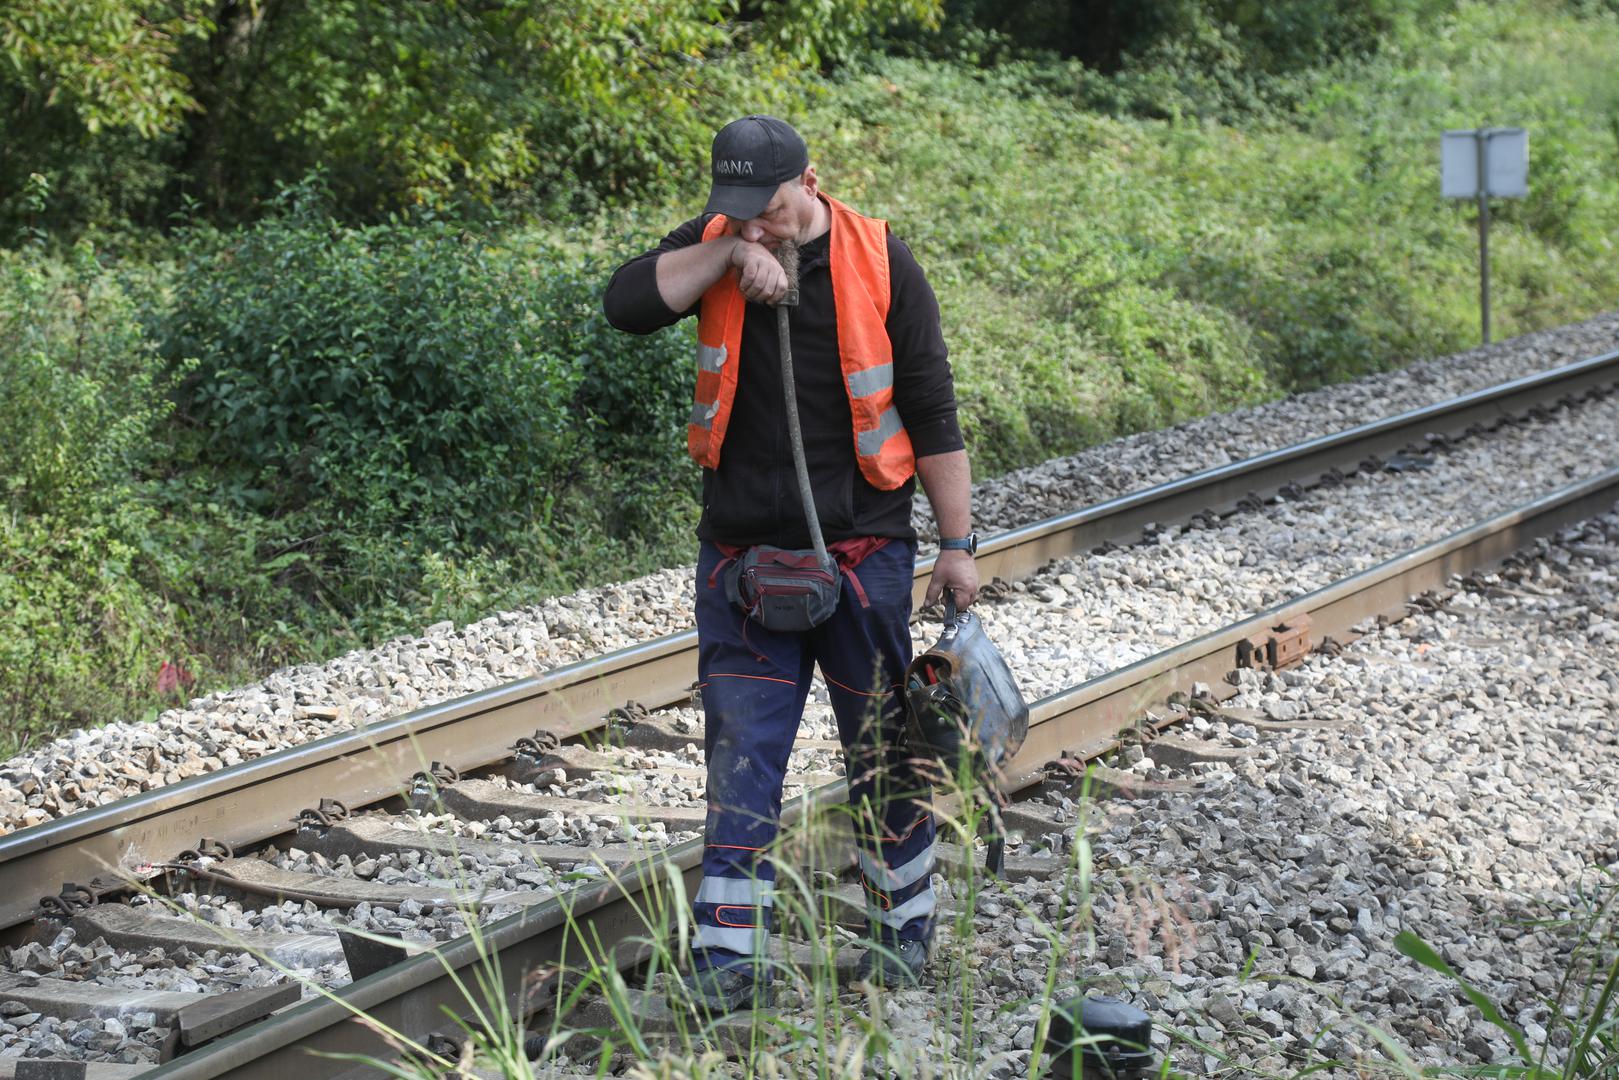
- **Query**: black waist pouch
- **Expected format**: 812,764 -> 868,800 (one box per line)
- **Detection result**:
723,546 -> 841,632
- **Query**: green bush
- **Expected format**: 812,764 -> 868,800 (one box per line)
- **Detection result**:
1,184 -> 707,751
0,224 -> 188,747
153,182 -> 704,642
0,216 -> 172,512
164,181 -> 587,548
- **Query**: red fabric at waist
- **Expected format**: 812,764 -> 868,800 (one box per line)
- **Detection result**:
713,536 -> 889,571
710,537 -> 892,608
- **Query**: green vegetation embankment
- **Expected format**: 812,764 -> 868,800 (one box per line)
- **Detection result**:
2,1 -> 1616,753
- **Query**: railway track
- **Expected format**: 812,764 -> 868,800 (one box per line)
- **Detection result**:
1,348 -> 1617,1078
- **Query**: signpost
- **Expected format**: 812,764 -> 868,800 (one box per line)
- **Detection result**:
1442,127 -> 1528,345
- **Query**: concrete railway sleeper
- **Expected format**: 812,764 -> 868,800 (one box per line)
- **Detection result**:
0,350 -> 1616,1075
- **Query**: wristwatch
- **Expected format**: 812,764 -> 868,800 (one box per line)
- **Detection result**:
939,532 -> 978,555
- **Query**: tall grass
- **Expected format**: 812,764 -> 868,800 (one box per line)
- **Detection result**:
120,736 -> 1619,1078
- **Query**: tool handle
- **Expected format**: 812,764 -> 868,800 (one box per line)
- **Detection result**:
774,240 -> 800,308
772,244 -> 827,566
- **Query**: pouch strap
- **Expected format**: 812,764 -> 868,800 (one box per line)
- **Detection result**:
708,537 -> 891,604
708,542 -> 748,591
826,535 -> 889,569
840,567 -> 871,608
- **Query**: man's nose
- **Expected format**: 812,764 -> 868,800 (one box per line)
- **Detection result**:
741,221 -> 765,243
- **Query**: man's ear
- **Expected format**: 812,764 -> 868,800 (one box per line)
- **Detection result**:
802,165 -> 819,196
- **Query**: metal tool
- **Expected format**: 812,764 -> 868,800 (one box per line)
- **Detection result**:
904,594 -> 1029,876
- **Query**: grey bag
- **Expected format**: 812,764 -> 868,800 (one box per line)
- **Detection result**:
724,545 -> 841,632
903,596 -> 1029,778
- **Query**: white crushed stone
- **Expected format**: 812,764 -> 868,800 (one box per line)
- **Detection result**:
9,516 -> 1617,1073
3,313 -> 1613,833
516,735 -> 842,809
0,924 -> 291,1065
266,842 -> 560,897
397,808 -> 694,850
715,509 -> 1619,1077
962,383 -> 1617,699
944,312 -> 1619,538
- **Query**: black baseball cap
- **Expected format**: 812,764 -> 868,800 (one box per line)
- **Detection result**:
704,115 -> 809,220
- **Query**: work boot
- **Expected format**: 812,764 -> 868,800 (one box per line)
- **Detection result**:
669,965 -> 774,1014
855,938 -> 930,988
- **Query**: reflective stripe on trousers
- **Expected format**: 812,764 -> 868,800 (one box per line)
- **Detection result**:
691,539 -> 935,972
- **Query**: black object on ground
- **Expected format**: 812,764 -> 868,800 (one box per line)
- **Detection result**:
1045,995 -> 1155,1078
337,929 -> 410,981
668,965 -> 776,1015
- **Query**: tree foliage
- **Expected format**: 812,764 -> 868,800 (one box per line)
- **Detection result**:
0,188 -> 188,741
0,0 -> 211,136
903,0 -> 1453,120
748,0 -> 942,67
0,0 -> 945,232
162,180 -> 588,548
926,0 -> 1442,71
178,0 -> 741,217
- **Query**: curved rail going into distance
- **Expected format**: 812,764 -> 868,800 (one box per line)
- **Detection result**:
143,463 -> 1619,1080
5,348 -> 1614,932
1,348 -> 1616,1077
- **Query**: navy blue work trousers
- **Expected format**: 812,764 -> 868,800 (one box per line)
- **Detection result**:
690,539 -> 936,973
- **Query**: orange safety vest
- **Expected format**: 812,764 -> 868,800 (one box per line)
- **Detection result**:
688,194 -> 916,491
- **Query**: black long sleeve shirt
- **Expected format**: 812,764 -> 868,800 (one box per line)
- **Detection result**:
603,206 -> 963,549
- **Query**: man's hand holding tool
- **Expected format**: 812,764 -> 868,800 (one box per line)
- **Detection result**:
926,548 -> 980,610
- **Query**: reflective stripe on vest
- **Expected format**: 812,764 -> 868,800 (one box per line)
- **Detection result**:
687,195 -> 916,491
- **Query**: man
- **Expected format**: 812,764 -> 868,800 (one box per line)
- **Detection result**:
603,115 -> 978,1013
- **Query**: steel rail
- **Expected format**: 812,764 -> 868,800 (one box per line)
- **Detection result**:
963,347 -> 1618,601
2,348 -> 1616,934
140,465 -> 1619,1079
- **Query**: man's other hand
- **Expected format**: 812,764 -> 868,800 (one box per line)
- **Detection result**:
730,240 -> 790,305
926,549 -> 979,610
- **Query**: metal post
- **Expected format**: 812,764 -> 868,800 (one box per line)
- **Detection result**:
1475,128 -> 1491,345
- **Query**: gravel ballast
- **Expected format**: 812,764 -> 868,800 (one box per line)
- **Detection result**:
950,312 -> 1619,537
3,313 -> 1616,833
2,323 -> 1617,1071
724,509 -> 1619,1078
